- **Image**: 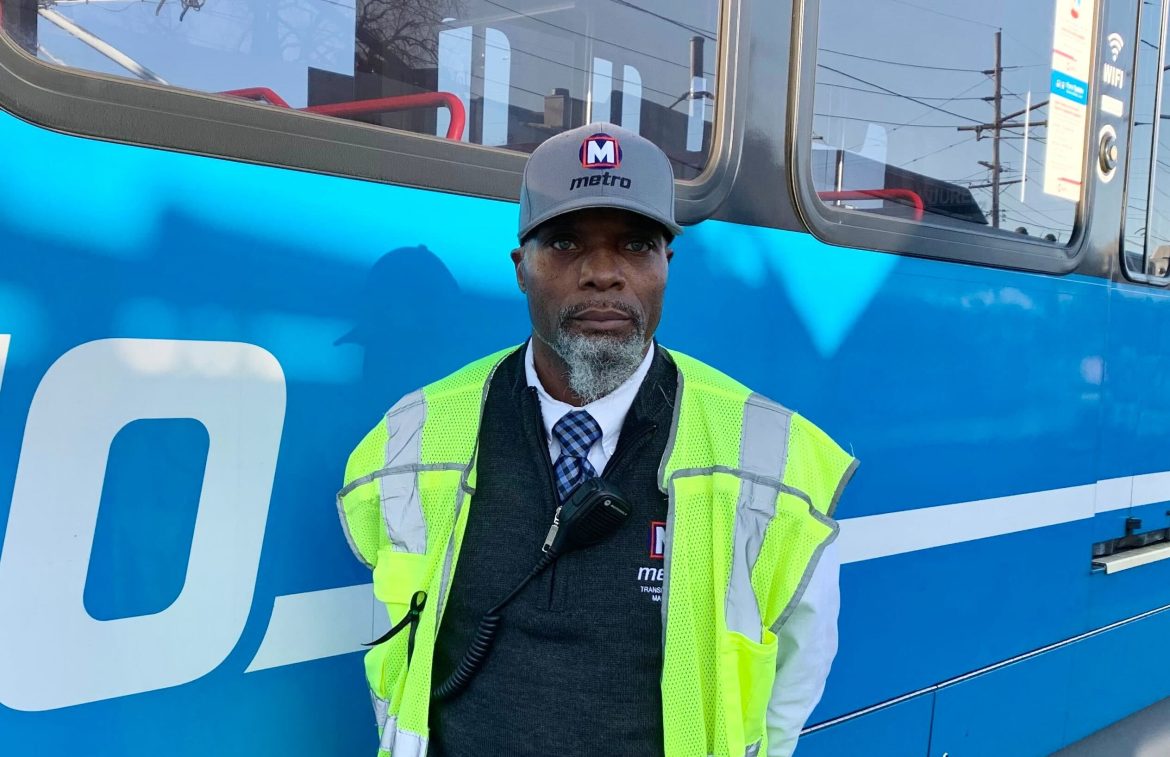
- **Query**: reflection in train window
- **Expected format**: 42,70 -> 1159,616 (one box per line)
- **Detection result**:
809,0 -> 1080,243
1124,0 -> 1170,280
0,0 -> 719,179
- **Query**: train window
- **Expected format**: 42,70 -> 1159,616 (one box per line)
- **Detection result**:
1123,0 -> 1170,280
804,0 -> 1083,245
0,0 -> 719,179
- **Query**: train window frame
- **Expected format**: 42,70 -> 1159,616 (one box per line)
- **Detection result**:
1120,0 -> 1170,286
0,0 -> 745,221
788,0 -> 1094,274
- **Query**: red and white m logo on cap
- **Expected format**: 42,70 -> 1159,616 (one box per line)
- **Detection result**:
580,133 -> 622,169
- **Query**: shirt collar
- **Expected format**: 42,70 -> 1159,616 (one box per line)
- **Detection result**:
524,339 -> 656,455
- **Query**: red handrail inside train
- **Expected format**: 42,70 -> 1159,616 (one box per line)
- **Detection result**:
221,87 -> 466,142
818,189 -> 925,221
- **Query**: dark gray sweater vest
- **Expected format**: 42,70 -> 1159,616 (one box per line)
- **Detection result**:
429,345 -> 677,757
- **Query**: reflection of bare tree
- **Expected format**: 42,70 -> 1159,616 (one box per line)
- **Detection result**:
152,0 -> 205,23
32,0 -> 352,98
356,0 -> 463,74
275,0 -> 351,70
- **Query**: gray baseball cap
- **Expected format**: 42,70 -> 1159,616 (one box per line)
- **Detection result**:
518,121 -> 682,241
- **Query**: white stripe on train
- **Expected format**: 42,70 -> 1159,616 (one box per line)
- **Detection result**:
247,472 -> 1170,672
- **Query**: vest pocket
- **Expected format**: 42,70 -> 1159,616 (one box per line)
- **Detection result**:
719,627 -> 778,750
373,548 -> 428,607
369,549 -> 430,708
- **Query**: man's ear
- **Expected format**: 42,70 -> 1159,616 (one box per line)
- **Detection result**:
665,246 -> 674,264
511,247 -> 527,293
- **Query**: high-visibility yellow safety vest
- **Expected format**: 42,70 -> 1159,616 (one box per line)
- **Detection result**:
337,346 -> 857,757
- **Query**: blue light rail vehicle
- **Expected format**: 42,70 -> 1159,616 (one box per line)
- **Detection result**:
1,0 -> 1169,754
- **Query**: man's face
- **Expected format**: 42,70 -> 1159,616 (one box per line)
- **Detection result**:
511,207 -> 673,350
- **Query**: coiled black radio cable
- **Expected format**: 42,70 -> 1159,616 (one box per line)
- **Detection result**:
362,480 -> 630,702
431,551 -> 555,701
432,478 -> 630,701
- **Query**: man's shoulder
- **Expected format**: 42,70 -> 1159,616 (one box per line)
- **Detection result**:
659,345 -> 785,411
659,346 -> 855,514
356,344 -> 522,428
660,345 -> 846,448
419,344 -> 524,400
374,344 -> 523,420
343,345 -> 523,483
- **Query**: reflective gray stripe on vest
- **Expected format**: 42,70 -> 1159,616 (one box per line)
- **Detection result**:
379,723 -> 428,757
725,393 -> 792,641
739,394 -> 791,480
745,739 -> 762,757
381,390 -> 428,554
371,689 -> 390,732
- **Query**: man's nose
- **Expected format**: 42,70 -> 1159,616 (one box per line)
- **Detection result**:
578,246 -> 625,290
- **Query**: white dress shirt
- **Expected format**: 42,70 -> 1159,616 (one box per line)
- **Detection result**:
524,340 -> 655,475
767,539 -> 840,757
524,340 -> 840,756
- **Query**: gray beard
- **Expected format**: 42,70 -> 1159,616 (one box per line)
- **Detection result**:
547,307 -> 648,404
553,332 -> 647,403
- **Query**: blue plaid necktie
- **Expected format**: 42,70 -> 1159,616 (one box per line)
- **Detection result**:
551,410 -> 602,502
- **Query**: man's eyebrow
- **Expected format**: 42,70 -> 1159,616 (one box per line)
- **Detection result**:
628,227 -> 666,241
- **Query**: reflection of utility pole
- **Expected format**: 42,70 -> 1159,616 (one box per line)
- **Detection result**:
991,30 -> 1002,228
957,30 -> 1050,228
667,36 -> 714,152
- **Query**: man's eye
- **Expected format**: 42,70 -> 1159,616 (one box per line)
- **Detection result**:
626,240 -> 654,253
549,239 -> 577,252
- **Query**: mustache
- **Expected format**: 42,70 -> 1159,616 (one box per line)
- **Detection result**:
558,300 -> 645,329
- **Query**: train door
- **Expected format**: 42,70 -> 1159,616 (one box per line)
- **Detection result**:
1073,0 -> 1170,739
1093,0 -> 1170,621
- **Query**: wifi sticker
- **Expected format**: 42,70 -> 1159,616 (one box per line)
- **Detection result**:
1102,33 -> 1126,91
1107,32 -> 1124,62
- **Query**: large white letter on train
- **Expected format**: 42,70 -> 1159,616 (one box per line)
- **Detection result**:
0,339 -> 286,711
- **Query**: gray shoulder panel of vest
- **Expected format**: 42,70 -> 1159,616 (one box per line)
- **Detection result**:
381,390 -> 428,554
740,393 -> 793,481
384,390 -> 426,465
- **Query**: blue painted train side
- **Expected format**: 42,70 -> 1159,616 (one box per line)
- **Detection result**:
1,63 -> 1168,757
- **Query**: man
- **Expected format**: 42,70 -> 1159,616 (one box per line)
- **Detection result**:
337,123 -> 856,757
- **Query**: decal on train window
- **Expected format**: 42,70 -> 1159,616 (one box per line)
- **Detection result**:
1043,0 -> 1095,202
